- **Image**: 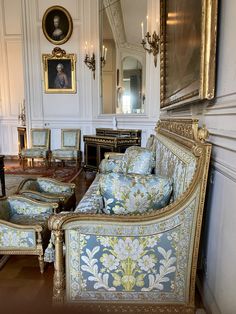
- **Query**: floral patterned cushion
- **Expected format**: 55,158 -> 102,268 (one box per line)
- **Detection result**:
122,146 -> 155,175
99,173 -> 172,215
99,159 -> 123,174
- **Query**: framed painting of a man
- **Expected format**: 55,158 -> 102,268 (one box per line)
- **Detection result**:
42,47 -> 76,94
160,0 -> 218,109
42,6 -> 73,45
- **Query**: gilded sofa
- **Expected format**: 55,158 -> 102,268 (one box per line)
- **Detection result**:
17,177 -> 76,212
0,195 -> 58,273
48,119 -> 211,313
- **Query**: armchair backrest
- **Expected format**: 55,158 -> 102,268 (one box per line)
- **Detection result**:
31,128 -> 50,149
61,129 -> 81,150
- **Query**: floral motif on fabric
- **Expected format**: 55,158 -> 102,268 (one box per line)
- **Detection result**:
99,173 -> 172,214
0,224 -> 35,248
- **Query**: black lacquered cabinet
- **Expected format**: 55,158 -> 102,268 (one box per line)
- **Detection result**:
83,128 -> 142,171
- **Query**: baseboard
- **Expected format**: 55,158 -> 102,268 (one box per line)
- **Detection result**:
196,275 -> 221,314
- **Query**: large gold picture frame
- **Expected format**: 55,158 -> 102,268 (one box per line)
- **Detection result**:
42,47 -> 76,94
160,0 -> 218,109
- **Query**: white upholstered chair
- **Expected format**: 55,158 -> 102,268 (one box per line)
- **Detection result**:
20,128 -> 50,170
51,129 -> 81,170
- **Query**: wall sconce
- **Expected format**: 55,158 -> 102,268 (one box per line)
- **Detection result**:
18,100 -> 26,126
101,45 -> 108,67
84,42 -> 96,79
141,19 -> 160,67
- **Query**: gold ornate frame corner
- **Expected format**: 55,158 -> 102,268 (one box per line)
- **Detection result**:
160,0 -> 218,109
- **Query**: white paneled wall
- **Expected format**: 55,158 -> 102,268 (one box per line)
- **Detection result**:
0,0 -> 159,156
0,0 -> 24,155
161,0 -> 236,312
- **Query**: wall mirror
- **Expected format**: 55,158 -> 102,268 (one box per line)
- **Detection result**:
100,0 -> 147,114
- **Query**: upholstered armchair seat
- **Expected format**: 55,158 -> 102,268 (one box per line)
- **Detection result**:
21,148 -> 48,158
0,195 -> 58,273
17,177 -> 76,212
52,149 -> 79,159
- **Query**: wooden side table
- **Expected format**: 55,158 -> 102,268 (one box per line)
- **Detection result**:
0,155 -> 6,197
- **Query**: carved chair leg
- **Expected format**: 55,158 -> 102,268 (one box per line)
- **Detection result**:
38,255 -> 44,274
22,157 -> 25,170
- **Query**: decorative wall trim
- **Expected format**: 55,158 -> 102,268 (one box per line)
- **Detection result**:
211,158 -> 236,183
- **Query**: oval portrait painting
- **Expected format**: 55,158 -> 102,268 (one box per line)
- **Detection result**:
42,6 -> 73,45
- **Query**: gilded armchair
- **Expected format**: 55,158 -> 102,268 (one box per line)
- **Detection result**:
0,195 -> 58,273
17,177 -> 76,212
20,128 -> 50,170
51,129 -> 81,170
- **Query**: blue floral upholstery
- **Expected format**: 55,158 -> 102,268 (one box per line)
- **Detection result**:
18,178 -> 76,212
99,173 -> 172,215
0,196 -> 57,273
99,158 -> 123,174
100,146 -> 155,175
8,197 -> 53,215
65,196 -> 198,303
75,174 -> 103,214
155,134 -> 196,201
0,223 -> 36,248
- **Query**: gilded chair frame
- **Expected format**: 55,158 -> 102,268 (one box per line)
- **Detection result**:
0,195 -> 58,273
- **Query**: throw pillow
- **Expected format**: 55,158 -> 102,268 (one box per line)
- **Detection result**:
99,172 -> 172,215
122,146 -> 155,175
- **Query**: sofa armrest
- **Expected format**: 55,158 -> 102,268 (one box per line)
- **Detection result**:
8,195 -> 58,216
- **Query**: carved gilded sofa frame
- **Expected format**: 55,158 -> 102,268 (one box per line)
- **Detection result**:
0,195 -> 58,273
48,119 -> 211,313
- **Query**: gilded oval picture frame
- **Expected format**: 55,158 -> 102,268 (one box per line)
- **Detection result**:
42,6 -> 73,45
